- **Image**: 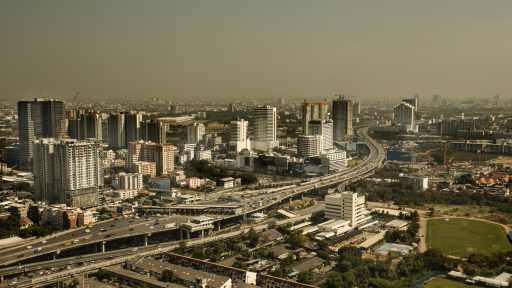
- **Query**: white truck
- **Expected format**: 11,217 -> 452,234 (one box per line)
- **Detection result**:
164,223 -> 176,229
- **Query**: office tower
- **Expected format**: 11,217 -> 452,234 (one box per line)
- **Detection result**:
170,105 -> 178,112
308,120 -> 333,150
34,138 -> 103,207
393,102 -> 415,132
325,191 -> 372,227
125,113 -> 143,143
297,135 -> 322,158
494,94 -> 500,102
253,106 -> 279,150
432,95 -> 441,102
17,101 -> 35,162
126,141 -> 174,176
229,103 -> 236,112
141,119 -> 166,144
107,113 -> 126,148
17,98 -> 65,162
402,98 -> 418,112
301,99 -> 328,135
353,102 -> 361,116
67,112 -> 102,141
187,123 -> 205,144
229,119 -> 249,152
332,98 -> 353,141
278,97 -> 285,105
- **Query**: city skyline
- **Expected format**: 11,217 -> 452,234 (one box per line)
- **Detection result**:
2,1 -> 512,101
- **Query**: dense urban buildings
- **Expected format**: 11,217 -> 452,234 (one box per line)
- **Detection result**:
187,123 -> 205,144
308,120 -> 333,151
393,102 -> 416,132
125,141 -> 175,176
229,119 -> 249,152
67,112 -> 102,141
297,134 -> 322,158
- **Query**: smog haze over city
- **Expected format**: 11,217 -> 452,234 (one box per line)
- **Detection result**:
2,0 -> 512,101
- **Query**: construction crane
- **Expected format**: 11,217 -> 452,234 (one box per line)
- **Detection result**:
443,144 -> 456,171
335,93 -> 361,101
477,148 -> 490,169
57,92 -> 79,140
448,156 -> 455,172
426,148 -> 440,167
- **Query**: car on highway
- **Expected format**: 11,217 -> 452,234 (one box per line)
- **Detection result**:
85,229 -> 90,233
65,243 -> 71,246
41,240 -> 47,243
73,240 -> 79,243
149,226 -> 154,229
55,235 -> 60,238
16,266 -> 23,269
132,248 -> 138,251
72,233 -> 78,236
100,228 -> 107,232
9,282 -> 17,286
111,224 -> 116,227
76,256 -> 82,259
129,228 -> 134,231
144,224 -> 149,226
19,254 -> 24,257
85,237 -> 90,240
93,233 -> 98,237
156,244 -> 162,248
26,246 -> 32,249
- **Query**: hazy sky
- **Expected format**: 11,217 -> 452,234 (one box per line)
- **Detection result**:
2,1 -> 512,102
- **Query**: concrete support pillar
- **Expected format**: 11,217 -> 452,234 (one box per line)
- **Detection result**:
179,228 -> 183,240
301,194 -> 303,200
201,229 -> 204,238
144,235 -> 148,246
217,221 -> 221,231
1,275 -> 3,283
95,243 -> 97,254
290,197 -> 292,204
101,242 -> 106,253
53,253 -> 56,260
186,230 -> 190,239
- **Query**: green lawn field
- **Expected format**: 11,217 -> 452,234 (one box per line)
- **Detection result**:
422,277 -> 469,288
426,218 -> 511,257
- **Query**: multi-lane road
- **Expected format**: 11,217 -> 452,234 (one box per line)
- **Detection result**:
0,127 -> 385,270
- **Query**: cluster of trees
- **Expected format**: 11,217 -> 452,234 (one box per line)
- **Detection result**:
162,269 -> 182,284
0,215 -> 57,239
233,261 -> 248,270
384,211 -> 420,245
280,253 -> 294,268
370,163 -> 407,179
297,270 -> 315,284
321,247 -> 460,288
184,159 -> 259,185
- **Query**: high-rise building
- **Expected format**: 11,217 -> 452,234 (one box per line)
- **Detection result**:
33,138 -> 103,207
394,102 -> 415,126
125,113 -> 143,143
141,119 -> 166,144
107,113 -> 126,148
297,134 -> 322,158
402,98 -> 418,112
325,191 -> 372,227
17,101 -> 35,163
126,141 -> 175,176
437,119 -> 476,136
187,123 -> 205,144
308,120 -> 333,150
229,119 -> 249,152
414,94 -> 420,109
332,99 -> 353,141
353,102 -> 361,116
494,94 -> 500,102
253,106 -> 279,150
432,95 -> 441,102
17,98 -> 65,162
228,103 -> 236,112
277,98 -> 285,105
301,99 -> 328,135
67,112 -> 102,141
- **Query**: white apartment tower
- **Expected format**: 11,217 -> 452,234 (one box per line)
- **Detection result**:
229,119 -> 249,152
253,106 -> 279,150
187,123 -> 205,144
297,135 -> 323,158
34,138 -> 103,207
393,102 -> 416,132
308,120 -> 333,150
325,191 -> 372,228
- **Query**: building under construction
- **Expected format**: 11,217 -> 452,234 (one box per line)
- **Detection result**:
301,99 -> 328,135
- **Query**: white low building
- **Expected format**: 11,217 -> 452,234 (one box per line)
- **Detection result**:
399,174 -> 429,190
325,191 -> 372,228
